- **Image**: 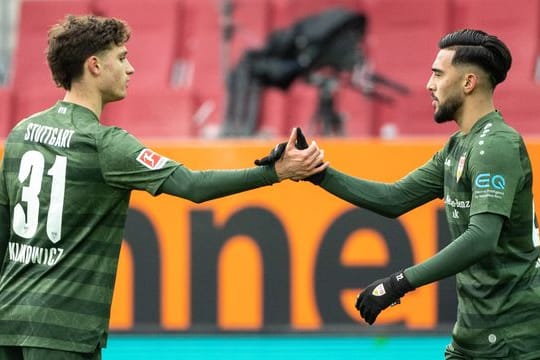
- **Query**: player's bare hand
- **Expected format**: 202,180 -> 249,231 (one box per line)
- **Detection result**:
274,128 -> 330,181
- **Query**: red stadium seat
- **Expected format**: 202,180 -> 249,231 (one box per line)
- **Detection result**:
257,88 -> 288,137
12,87 -> 65,125
0,87 -> 13,138
373,87 -> 456,138
174,0 -> 226,132
176,0 -> 272,135
101,88 -> 197,138
229,0 -> 272,65
282,81 -> 375,137
450,0 -> 539,86
10,0 -> 93,122
494,83 -> 540,136
251,84 -> 376,139
283,82 -> 319,134
337,87 -> 375,137
362,0 -> 451,88
268,0 -> 363,30
92,0 -> 180,91
361,0 -> 452,137
91,0 -> 203,138
261,0 -> 368,137
450,0 -> 540,136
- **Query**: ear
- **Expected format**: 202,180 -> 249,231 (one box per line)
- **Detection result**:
463,73 -> 478,94
86,55 -> 101,76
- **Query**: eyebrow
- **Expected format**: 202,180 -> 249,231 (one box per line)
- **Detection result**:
432,68 -> 443,74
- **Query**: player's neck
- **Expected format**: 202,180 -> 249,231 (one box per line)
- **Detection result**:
457,95 -> 495,135
63,84 -> 103,119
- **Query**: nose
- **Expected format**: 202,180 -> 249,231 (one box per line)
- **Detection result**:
426,75 -> 435,92
126,59 -> 135,75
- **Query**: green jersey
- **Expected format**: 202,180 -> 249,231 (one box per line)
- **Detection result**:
438,112 -> 540,357
320,111 -> 540,358
0,102 -> 179,352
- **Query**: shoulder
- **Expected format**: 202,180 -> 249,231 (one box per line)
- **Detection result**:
474,123 -> 521,150
95,125 -> 141,147
7,107 -> 53,138
469,122 -> 522,164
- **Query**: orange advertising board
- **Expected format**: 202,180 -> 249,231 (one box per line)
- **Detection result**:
2,138 -> 540,332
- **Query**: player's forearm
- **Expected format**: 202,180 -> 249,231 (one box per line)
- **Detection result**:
319,167 -> 430,217
404,213 -> 504,288
159,165 -> 278,203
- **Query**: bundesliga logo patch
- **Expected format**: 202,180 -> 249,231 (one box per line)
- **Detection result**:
136,148 -> 168,170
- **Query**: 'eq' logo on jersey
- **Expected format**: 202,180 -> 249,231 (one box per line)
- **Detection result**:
474,173 -> 506,190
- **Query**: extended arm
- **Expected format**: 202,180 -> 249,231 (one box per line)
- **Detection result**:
159,165 -> 278,203
159,127 -> 328,203
356,212 -> 504,324
319,164 -> 443,218
404,212 -> 504,287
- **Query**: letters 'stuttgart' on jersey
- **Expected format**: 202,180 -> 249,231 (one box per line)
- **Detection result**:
0,102 -> 179,352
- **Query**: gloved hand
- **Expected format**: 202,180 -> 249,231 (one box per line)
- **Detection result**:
294,128 -> 326,185
254,128 -> 326,184
355,271 -> 414,325
254,142 -> 287,166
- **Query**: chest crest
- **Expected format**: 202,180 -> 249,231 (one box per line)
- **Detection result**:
456,152 -> 467,183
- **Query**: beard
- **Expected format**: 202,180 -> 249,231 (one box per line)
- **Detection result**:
434,94 -> 462,123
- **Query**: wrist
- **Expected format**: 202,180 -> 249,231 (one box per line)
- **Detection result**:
304,167 -> 327,185
265,163 -> 281,183
390,271 -> 415,297
273,161 -> 286,182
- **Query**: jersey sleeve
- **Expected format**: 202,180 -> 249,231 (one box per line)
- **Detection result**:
97,127 -> 180,195
468,134 -> 522,218
396,147 -> 446,199
0,156 -> 7,206
319,148 -> 445,217
0,156 -> 8,263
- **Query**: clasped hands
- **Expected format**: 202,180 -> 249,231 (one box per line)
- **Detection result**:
254,127 -> 329,183
256,131 -> 415,326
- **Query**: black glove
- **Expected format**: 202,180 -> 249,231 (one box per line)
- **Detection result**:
254,142 -> 287,166
254,127 -> 305,166
254,128 -> 326,184
294,128 -> 326,185
355,271 -> 414,325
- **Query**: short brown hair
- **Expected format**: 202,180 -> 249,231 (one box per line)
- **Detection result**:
47,15 -> 131,90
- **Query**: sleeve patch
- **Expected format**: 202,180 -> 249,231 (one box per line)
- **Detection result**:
136,149 -> 168,170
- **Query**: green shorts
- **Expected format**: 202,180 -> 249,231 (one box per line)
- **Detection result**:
445,342 -> 540,360
0,346 -> 101,360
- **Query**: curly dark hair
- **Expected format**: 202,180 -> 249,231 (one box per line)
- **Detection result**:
46,15 -> 131,90
438,29 -> 512,89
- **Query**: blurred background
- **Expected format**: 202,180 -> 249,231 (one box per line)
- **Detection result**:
1,0 -> 540,140
1,0 -> 539,358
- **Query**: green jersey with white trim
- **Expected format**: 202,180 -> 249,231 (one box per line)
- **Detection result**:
440,112 -> 540,357
0,102 -> 179,352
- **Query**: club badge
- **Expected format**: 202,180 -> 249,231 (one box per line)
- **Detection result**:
456,153 -> 466,182
372,284 -> 387,297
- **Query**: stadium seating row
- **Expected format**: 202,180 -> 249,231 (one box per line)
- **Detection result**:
0,0 -> 539,139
